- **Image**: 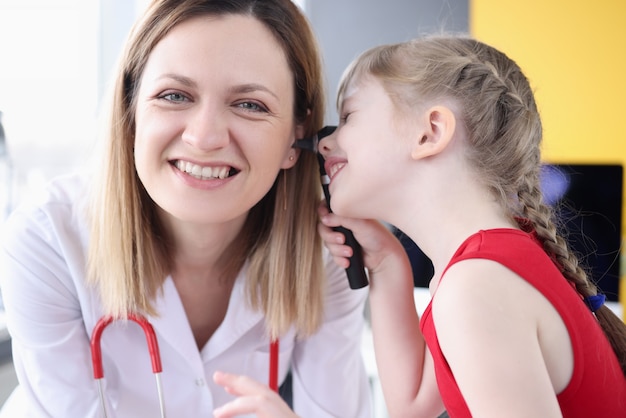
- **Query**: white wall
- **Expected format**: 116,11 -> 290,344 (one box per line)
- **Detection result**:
0,0 -> 100,212
0,0 -> 149,215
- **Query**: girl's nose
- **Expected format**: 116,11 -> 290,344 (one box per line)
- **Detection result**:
181,105 -> 229,150
318,128 -> 337,158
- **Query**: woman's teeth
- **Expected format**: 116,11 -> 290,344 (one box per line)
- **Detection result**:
175,160 -> 235,180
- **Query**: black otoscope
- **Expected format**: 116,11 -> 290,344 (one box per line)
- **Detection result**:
294,126 -> 369,289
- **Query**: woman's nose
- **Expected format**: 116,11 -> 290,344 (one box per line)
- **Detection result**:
181,105 -> 229,150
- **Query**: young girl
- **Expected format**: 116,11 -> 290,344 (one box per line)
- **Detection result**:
0,1 -> 370,416
318,35 -> 626,417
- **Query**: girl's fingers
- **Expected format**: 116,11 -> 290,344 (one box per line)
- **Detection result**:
318,221 -> 354,270
213,371 -> 266,396
212,372 -> 297,418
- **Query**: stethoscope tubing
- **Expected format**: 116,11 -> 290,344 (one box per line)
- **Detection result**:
91,314 -> 165,418
90,314 -> 280,417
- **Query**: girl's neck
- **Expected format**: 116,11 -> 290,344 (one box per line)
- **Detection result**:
393,176 -> 516,282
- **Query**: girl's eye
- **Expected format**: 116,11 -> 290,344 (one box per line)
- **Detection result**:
159,92 -> 189,103
340,112 -> 351,123
236,101 -> 268,113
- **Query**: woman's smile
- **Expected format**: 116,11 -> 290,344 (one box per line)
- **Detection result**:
173,159 -> 239,180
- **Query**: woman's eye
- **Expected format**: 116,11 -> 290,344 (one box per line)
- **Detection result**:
340,112 -> 351,123
160,92 -> 189,103
236,101 -> 268,113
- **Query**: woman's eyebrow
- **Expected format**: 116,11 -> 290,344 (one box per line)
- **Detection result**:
157,73 -> 197,88
229,83 -> 279,101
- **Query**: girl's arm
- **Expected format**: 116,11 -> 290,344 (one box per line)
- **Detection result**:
318,203 -> 444,417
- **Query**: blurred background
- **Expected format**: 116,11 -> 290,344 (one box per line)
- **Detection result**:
0,0 -> 624,415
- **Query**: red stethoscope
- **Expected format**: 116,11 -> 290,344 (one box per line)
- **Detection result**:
90,314 -> 280,417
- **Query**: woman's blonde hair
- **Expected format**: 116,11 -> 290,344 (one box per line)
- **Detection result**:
338,35 -> 626,373
88,0 -> 326,339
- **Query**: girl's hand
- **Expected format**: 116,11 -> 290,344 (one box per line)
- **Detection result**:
213,371 -> 299,418
317,201 -> 409,276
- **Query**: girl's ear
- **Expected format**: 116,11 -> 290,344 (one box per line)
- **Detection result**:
411,105 -> 456,160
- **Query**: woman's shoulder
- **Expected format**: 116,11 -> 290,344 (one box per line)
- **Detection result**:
10,171 -> 89,214
31,171 -> 90,208
2,172 -> 91,250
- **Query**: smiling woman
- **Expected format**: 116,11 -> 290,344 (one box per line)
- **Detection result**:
133,15 -> 300,228
0,1 -> 371,417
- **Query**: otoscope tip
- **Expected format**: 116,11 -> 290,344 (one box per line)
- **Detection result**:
292,126 -> 337,153
292,136 -> 318,152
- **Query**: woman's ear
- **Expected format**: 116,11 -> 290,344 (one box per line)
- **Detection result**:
411,105 -> 456,160
281,122 -> 305,169
281,147 -> 300,169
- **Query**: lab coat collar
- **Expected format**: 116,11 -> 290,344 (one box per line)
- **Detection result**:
203,266 -> 266,358
147,265 -> 265,368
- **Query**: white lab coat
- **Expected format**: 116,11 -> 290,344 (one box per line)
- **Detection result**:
0,174 -> 371,417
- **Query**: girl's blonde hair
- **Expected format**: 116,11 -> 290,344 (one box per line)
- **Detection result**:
338,35 -> 626,373
88,0 -> 326,339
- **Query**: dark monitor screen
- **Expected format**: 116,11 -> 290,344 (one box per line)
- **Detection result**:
540,164 -> 623,301
401,163 -> 623,302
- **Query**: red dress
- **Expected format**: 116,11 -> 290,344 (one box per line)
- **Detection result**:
420,228 -> 626,417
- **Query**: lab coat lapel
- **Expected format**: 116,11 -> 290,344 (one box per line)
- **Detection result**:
148,277 -> 204,369
204,267 -> 265,360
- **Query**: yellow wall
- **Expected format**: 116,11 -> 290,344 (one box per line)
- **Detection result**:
470,0 -> 626,305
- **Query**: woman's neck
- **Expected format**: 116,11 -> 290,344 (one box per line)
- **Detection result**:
158,212 -> 248,349
159,209 -> 248,279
